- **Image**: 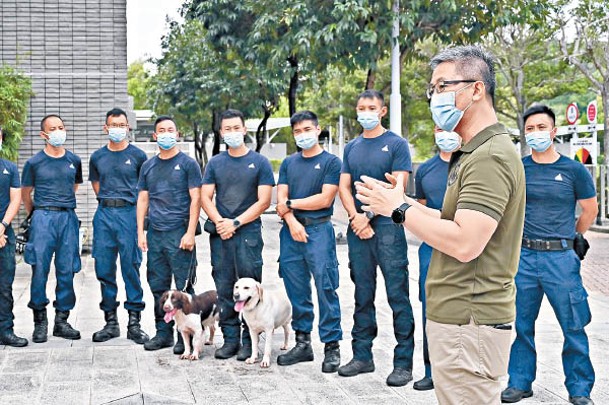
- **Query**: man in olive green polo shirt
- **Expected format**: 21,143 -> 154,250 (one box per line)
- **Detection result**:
355,45 -> 525,404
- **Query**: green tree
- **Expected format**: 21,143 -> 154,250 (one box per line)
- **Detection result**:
557,0 -> 609,163
0,64 -> 32,161
127,60 -> 153,110
487,24 -> 590,154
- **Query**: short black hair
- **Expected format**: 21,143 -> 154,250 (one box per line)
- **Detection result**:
154,115 -> 177,132
106,108 -> 128,124
523,104 -> 556,127
220,109 -> 245,126
290,110 -> 318,128
40,114 -> 64,131
357,89 -> 385,106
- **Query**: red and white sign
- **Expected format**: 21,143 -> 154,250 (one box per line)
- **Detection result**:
566,103 -> 579,125
587,101 -> 597,124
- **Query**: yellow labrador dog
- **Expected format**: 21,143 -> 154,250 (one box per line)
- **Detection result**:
233,278 -> 292,368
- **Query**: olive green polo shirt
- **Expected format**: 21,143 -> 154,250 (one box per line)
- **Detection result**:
426,123 -> 525,325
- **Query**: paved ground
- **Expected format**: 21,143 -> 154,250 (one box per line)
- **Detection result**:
2,211 -> 608,404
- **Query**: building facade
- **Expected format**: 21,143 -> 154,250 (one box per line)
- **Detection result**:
0,0 -> 130,247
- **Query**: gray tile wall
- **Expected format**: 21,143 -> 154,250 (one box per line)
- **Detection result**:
0,0 -> 130,248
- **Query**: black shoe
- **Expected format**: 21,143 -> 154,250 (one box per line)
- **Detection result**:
53,310 -> 81,340
277,331 -> 314,366
386,367 -> 413,387
501,387 -> 533,403
214,342 -> 241,359
32,309 -> 48,343
126,311 -> 149,344
321,341 -> 340,373
337,359 -> 375,377
236,344 -> 252,361
413,376 -> 434,391
144,334 -> 174,351
173,334 -> 185,355
0,331 -> 28,347
569,397 -> 594,405
92,310 -> 120,342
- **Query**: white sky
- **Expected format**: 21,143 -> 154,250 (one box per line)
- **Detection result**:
126,0 -> 183,64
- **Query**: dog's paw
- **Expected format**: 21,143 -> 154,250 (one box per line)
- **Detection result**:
180,354 -> 190,360
280,344 -> 288,350
245,357 -> 257,365
189,353 -> 200,361
204,340 -> 213,345
260,357 -> 271,368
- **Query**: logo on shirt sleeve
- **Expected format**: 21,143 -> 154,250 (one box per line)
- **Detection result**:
125,159 -> 131,165
381,145 -> 389,152
248,163 -> 255,169
2,168 -> 9,175
554,173 -> 563,181
175,164 -> 181,170
314,163 -> 321,170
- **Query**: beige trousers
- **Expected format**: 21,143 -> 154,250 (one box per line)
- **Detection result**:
427,318 -> 513,405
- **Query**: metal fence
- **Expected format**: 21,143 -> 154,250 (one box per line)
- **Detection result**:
597,165 -> 609,225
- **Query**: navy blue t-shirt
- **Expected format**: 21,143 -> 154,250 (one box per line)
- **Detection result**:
523,154 -> 596,240
0,159 -> 20,220
278,150 -> 341,219
414,154 -> 449,210
21,150 -> 83,209
203,150 -> 275,231
89,144 -> 148,204
137,152 -> 203,231
341,130 -> 412,223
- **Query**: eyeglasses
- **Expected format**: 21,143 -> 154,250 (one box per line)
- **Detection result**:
426,80 -> 477,99
108,123 -> 128,129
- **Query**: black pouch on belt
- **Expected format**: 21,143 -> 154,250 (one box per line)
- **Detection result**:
203,218 -> 217,235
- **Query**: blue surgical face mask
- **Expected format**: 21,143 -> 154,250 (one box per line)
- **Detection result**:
525,131 -> 552,152
108,127 -> 127,143
156,133 -> 177,150
295,131 -> 318,150
357,112 -> 380,131
46,130 -> 67,147
223,132 -> 244,149
429,84 -> 474,132
435,131 -> 462,152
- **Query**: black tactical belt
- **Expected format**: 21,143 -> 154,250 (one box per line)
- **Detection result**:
101,199 -> 133,208
37,206 -> 69,212
293,216 -> 331,226
522,237 -> 574,251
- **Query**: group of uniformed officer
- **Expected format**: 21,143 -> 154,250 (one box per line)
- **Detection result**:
0,91 -> 597,403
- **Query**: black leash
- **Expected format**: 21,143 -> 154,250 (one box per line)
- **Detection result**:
182,247 -> 197,292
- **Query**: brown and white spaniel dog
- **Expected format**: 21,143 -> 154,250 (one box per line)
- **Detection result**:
161,289 -> 219,360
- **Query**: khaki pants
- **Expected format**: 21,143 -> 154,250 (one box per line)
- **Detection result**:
427,318 -> 513,405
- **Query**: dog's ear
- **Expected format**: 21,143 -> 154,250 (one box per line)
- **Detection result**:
256,283 -> 263,303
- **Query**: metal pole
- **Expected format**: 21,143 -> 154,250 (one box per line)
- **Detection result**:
389,0 -> 402,136
338,115 -> 344,160
328,125 -> 333,154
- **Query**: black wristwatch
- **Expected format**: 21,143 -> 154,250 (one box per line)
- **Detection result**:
0,220 -> 8,228
391,202 -> 412,224
365,210 -> 375,220
233,219 -> 241,229
286,200 -> 292,209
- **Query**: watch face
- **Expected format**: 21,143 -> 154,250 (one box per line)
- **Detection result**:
391,208 -> 404,224
365,210 -> 375,220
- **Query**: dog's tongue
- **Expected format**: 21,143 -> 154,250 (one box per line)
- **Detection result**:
164,309 -> 177,323
234,300 -> 246,312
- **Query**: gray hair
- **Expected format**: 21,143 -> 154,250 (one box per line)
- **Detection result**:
430,45 -> 496,102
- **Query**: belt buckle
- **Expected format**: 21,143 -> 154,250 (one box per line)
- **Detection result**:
545,240 -> 550,250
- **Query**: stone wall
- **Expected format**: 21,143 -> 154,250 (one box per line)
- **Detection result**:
0,0 -> 129,247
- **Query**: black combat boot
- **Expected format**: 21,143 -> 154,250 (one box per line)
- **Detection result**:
92,310 -> 120,342
277,331 -> 314,366
32,309 -> 48,343
126,311 -> 149,344
0,330 -> 28,347
53,310 -> 81,340
321,341 -> 340,373
173,333 -> 185,355
214,342 -> 241,359
144,321 -> 174,351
